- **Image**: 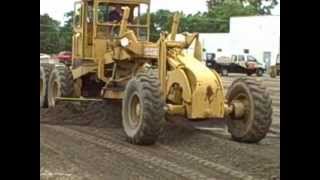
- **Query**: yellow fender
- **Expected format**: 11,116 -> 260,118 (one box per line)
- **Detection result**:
167,54 -> 225,119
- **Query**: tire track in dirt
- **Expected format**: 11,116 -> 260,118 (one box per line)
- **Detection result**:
159,145 -> 257,180
70,99 -> 279,179
41,125 -> 176,180
40,138 -> 99,180
67,125 -> 258,180
159,122 -> 280,180
43,124 -> 215,180
40,72 -> 280,179
41,100 -> 278,179
58,100 -> 277,180
41,132 -> 115,180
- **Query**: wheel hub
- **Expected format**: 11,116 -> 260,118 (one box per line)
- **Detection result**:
227,93 -> 251,137
231,93 -> 250,120
231,100 -> 247,119
128,94 -> 142,129
136,103 -> 141,119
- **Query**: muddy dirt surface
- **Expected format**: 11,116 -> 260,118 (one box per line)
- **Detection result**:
40,74 -> 280,180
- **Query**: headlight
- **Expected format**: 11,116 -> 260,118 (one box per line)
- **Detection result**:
120,37 -> 129,47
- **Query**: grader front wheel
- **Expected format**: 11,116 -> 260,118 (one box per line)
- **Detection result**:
122,69 -> 165,145
226,77 -> 272,143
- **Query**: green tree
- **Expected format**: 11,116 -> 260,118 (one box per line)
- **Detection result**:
181,12 -> 219,33
207,1 -> 258,32
242,0 -> 278,15
148,10 -> 174,41
148,10 -> 219,41
40,14 -> 61,54
207,0 -> 278,15
40,12 -> 74,54
147,1 -> 262,41
206,0 -> 224,10
59,11 -> 74,51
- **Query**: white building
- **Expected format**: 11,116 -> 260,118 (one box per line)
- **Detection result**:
199,15 -> 280,67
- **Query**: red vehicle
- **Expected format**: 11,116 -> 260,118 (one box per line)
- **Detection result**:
56,51 -> 72,66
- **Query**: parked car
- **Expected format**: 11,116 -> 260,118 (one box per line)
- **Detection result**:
56,51 -> 72,66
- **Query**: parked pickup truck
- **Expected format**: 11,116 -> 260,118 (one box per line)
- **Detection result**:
206,54 -> 266,77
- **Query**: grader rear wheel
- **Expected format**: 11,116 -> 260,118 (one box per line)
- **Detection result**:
40,66 -> 46,108
226,77 -> 272,143
47,64 -> 74,107
122,69 -> 165,145
41,63 -> 54,108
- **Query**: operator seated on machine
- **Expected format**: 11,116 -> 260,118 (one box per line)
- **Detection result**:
108,5 -> 123,36
109,5 -> 123,22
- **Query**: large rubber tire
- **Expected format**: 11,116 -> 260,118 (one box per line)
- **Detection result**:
40,66 -> 46,108
47,64 -> 74,107
226,77 -> 272,143
41,63 -> 54,108
122,69 -> 165,145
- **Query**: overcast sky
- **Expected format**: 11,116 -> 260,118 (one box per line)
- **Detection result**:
40,0 -> 280,25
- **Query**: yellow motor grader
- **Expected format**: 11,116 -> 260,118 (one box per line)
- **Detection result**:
40,0 -> 272,145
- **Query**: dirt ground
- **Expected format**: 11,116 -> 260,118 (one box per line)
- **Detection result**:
40,73 -> 280,180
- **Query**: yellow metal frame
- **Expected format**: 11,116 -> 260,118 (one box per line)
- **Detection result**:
69,0 -> 227,120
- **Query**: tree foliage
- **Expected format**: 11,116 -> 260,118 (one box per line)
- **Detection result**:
206,0 -> 224,10
243,0 -> 278,15
59,11 -> 74,51
207,1 -> 258,32
40,14 -> 61,54
207,0 -> 278,15
40,12 -> 73,54
148,1 -> 259,41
